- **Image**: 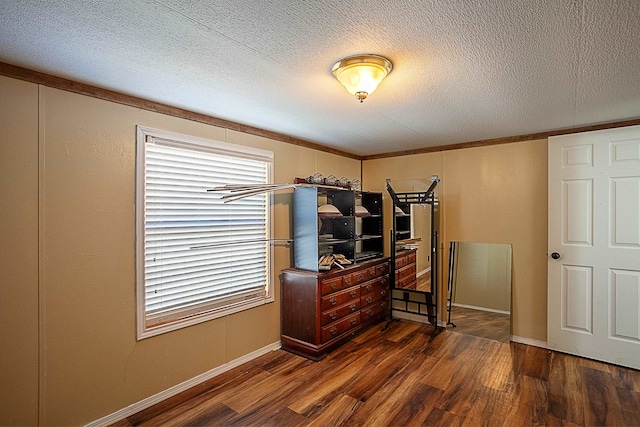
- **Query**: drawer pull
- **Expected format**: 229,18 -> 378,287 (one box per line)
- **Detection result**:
381,278 -> 387,285
344,277 -> 351,286
329,311 -> 337,320
330,283 -> 337,290
350,290 -> 357,298
366,309 -> 373,316
330,296 -> 337,306
365,284 -> 372,291
349,303 -> 357,311
330,326 -> 338,335
366,296 -> 373,304
357,274 -> 365,281
350,317 -> 357,325
380,290 -> 387,296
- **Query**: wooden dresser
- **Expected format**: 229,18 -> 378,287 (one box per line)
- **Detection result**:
281,257 -> 390,360
395,249 -> 417,289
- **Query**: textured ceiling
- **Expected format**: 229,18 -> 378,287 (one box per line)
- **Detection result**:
1,0 -> 639,156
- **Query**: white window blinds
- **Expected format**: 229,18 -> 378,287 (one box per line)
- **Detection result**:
136,126 -> 273,338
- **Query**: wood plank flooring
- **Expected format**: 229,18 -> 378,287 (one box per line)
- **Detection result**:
448,305 -> 511,343
118,320 -> 640,427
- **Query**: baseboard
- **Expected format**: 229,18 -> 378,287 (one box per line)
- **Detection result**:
85,341 -> 282,427
510,335 -> 548,349
452,302 -> 510,316
416,267 -> 431,278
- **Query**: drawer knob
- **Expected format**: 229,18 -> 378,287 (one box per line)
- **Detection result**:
366,296 -> 373,304
344,277 -> 351,285
366,284 -> 372,291
329,311 -> 337,319
330,297 -> 337,306
350,290 -> 357,298
350,318 -> 357,325
349,303 -> 357,311
330,326 -> 338,335
331,283 -> 337,290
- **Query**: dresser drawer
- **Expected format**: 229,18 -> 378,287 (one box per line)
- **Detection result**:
396,276 -> 416,289
395,256 -> 409,269
351,266 -> 378,286
395,250 -> 416,269
360,275 -> 389,295
396,277 -> 418,289
361,287 -> 388,306
342,274 -> 353,288
321,312 -> 361,343
321,286 -> 361,312
320,276 -> 343,296
376,262 -> 390,277
400,280 -> 417,290
396,263 -> 416,280
361,299 -> 389,321
320,300 -> 360,326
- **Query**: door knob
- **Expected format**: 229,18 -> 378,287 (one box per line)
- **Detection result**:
551,252 -> 561,260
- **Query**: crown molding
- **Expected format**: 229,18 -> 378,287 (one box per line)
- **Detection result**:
361,118 -> 640,160
2,61 -> 638,162
0,62 -> 359,160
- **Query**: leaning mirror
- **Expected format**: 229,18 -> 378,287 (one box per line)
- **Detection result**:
387,177 -> 441,340
447,241 -> 512,343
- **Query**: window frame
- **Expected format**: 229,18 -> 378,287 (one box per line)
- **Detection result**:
135,125 -> 274,340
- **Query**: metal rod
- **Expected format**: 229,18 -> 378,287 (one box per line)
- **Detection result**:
447,241 -> 457,327
210,182 -> 349,203
190,238 -> 293,250
221,185 -> 300,203
208,183 -> 287,192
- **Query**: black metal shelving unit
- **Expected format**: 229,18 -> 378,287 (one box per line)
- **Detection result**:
293,186 -> 384,272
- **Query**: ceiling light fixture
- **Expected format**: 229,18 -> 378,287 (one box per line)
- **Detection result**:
331,54 -> 393,103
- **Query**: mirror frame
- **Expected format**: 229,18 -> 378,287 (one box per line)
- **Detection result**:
386,178 -> 442,339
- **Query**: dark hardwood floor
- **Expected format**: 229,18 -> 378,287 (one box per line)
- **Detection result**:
448,305 -> 511,343
117,320 -> 640,427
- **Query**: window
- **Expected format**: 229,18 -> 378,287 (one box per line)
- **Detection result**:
136,126 -> 274,339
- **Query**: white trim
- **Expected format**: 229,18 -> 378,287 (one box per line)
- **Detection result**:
139,296 -> 275,340
135,125 -> 274,340
510,335 -> 548,349
85,341 -> 282,427
137,125 -> 274,161
452,302 -> 510,316
416,267 -> 431,278
392,310 -> 446,327
135,126 -> 146,340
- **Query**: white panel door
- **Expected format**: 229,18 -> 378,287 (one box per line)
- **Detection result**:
548,125 -> 640,370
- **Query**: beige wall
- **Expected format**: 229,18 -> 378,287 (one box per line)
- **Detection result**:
0,75 -> 360,426
363,140 -> 548,342
0,76 -> 40,426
